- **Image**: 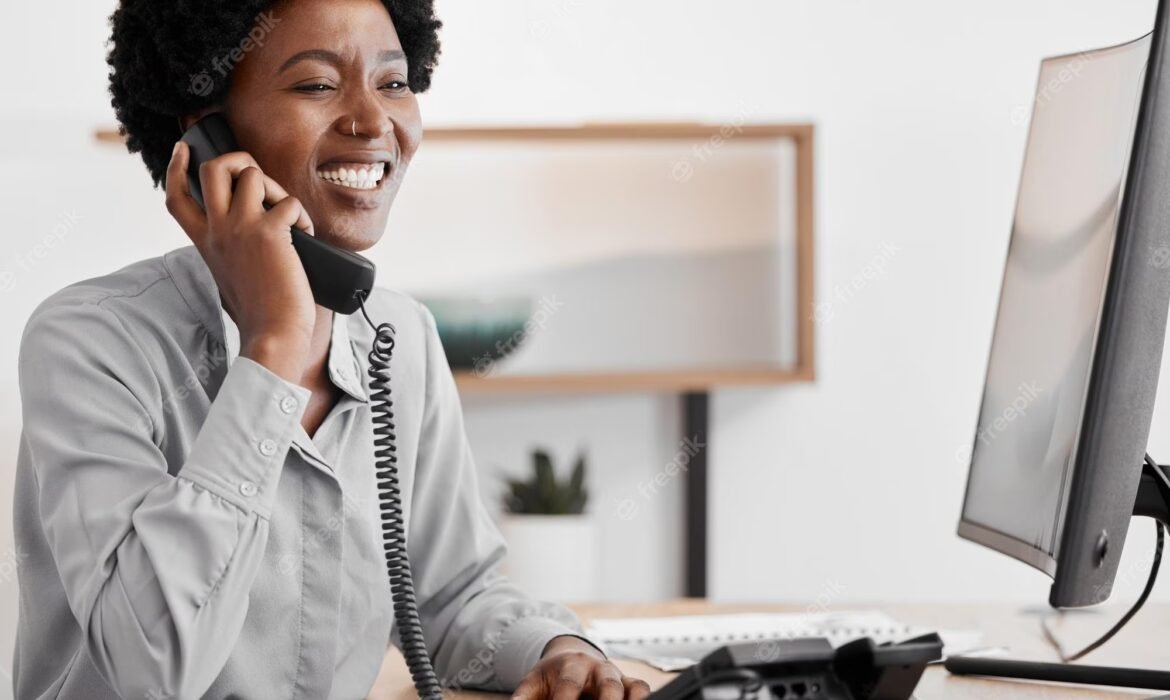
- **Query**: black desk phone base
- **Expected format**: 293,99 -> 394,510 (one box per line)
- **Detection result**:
647,634 -> 943,700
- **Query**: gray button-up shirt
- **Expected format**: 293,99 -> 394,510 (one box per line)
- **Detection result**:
12,246 -> 586,699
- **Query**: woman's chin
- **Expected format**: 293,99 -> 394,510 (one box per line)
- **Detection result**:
310,211 -> 387,252
315,226 -> 383,253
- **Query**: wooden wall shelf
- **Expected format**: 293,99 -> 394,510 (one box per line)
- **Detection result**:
453,366 -> 812,396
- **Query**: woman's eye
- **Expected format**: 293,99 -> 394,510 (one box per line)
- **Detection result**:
293,80 -> 407,94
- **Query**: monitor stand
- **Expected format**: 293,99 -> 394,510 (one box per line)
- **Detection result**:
946,460 -> 1170,691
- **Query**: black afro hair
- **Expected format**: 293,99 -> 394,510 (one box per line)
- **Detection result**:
107,0 -> 440,188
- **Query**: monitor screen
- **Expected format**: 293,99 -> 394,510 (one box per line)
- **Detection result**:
959,34 -> 1152,574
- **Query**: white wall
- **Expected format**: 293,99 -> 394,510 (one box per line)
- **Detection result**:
432,0 -> 1170,607
2,0 -> 1169,676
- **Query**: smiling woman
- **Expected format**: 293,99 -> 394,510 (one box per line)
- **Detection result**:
10,1 -> 651,700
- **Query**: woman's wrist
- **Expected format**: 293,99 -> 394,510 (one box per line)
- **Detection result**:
541,635 -> 606,661
241,332 -> 310,384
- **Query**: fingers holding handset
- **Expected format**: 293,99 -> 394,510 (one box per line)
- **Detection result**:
165,140 -> 317,383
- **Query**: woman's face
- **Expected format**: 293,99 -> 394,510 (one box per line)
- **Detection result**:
219,0 -> 422,252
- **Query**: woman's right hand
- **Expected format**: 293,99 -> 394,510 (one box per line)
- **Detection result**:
165,140 -> 316,384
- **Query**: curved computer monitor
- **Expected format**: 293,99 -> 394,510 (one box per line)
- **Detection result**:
957,14 -> 1170,608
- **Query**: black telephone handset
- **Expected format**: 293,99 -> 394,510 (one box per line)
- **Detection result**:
179,114 -> 442,699
179,113 -> 376,315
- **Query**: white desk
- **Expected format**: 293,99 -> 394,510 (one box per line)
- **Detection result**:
368,600 -> 1170,699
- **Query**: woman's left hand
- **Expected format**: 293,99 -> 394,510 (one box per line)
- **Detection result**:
512,636 -> 652,700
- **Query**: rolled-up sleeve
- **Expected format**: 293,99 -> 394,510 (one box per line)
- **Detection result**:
18,301 -> 310,700
403,302 -> 601,692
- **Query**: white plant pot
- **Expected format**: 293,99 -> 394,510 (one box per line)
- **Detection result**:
499,514 -> 598,603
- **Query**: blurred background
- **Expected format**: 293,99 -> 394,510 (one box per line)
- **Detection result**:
2,0 -> 1170,678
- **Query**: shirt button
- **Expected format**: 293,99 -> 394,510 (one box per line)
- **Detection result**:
279,395 -> 299,414
258,438 -> 278,457
239,481 -> 258,497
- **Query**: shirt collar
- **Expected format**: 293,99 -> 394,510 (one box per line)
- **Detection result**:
219,305 -> 368,403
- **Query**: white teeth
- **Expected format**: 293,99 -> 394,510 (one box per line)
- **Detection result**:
316,162 -> 386,190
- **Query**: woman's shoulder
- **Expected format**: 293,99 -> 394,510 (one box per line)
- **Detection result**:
21,249 -> 201,368
34,253 -> 173,311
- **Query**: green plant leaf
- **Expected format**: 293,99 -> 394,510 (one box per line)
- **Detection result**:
504,479 -> 534,514
570,452 -> 586,494
534,449 -> 556,506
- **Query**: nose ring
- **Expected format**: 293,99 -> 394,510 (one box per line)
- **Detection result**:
352,120 -> 357,137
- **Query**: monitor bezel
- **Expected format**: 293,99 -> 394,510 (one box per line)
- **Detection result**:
1048,0 -> 1170,607
956,4 -> 1170,608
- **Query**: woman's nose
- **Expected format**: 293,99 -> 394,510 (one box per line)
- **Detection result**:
346,92 -> 393,140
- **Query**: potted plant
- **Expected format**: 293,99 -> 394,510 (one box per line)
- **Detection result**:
499,448 -> 598,602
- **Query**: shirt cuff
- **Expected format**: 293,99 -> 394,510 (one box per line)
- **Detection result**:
493,617 -> 603,691
178,357 -> 310,519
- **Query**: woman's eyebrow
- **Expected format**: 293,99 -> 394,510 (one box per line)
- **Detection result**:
278,48 -> 407,74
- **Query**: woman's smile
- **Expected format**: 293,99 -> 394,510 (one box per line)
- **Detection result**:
315,161 -> 388,191
313,149 -> 397,211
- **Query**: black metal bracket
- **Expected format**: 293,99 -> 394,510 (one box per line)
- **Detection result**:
683,392 -> 709,597
1134,459 -> 1170,524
